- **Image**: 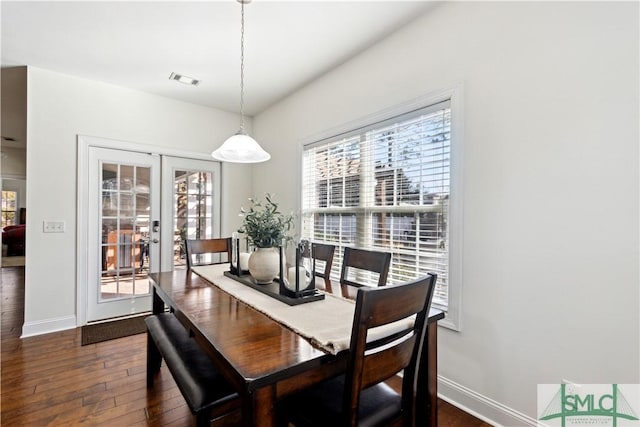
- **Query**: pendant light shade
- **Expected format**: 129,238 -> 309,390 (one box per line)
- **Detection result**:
212,131 -> 270,163
212,0 -> 270,163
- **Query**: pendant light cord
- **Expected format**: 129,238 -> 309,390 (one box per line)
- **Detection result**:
212,0 -> 270,163
239,0 -> 246,133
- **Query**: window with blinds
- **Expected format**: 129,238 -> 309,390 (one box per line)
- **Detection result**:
301,100 -> 451,309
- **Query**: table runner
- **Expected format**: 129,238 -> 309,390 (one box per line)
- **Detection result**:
191,264 -> 413,355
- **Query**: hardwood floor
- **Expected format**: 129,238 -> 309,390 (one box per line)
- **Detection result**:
1,266 -> 492,426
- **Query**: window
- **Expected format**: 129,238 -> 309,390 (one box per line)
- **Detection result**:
1,191 -> 17,228
302,99 -> 459,314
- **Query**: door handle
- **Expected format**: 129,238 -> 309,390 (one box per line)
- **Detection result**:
152,238 -> 159,244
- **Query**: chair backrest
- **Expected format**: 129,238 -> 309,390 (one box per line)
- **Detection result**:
340,247 -> 391,287
302,243 -> 335,279
343,273 -> 437,426
184,238 -> 232,269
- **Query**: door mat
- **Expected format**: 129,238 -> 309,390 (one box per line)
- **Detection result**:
81,314 -> 150,346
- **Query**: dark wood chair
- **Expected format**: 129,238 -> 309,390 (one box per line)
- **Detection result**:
301,242 -> 335,279
184,238 -> 232,270
340,247 -> 391,287
277,273 -> 438,427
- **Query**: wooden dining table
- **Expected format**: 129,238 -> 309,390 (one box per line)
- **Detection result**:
149,268 -> 445,427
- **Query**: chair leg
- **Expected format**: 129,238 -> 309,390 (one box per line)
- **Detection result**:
146,332 -> 162,387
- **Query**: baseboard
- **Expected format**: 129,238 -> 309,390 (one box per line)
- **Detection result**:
438,375 -> 538,427
21,315 -> 77,338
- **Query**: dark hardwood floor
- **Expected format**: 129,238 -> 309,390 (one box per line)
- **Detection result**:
1,266 -> 492,426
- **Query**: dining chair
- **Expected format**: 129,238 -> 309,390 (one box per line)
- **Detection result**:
340,247 -> 391,287
301,242 -> 335,279
184,238 -> 232,270
277,273 -> 438,427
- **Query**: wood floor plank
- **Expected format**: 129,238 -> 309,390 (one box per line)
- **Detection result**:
2,395 -> 86,426
78,390 -> 180,425
3,359 -> 108,389
86,407 -> 149,426
114,378 -> 183,408
145,404 -> 193,426
33,365 -> 131,394
1,382 -> 107,415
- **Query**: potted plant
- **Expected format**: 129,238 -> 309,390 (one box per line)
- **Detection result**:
238,194 -> 293,283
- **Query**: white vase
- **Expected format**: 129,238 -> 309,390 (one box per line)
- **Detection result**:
248,247 -> 281,284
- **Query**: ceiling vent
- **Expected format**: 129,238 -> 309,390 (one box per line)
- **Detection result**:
169,72 -> 200,86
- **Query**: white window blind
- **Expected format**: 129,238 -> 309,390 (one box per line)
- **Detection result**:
302,100 -> 451,309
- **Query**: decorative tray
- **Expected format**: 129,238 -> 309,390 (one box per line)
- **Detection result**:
223,271 -> 325,306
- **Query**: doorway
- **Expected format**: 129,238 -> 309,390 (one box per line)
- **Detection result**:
78,137 -> 221,325
87,147 -> 160,322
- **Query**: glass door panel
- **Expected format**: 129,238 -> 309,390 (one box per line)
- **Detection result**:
161,157 -> 221,271
88,147 -> 159,322
99,163 -> 150,300
174,171 -> 214,268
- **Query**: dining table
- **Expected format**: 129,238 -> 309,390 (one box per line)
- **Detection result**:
149,265 -> 445,427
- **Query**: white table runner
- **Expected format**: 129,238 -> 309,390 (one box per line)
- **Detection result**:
192,264 -> 356,354
192,264 -> 414,355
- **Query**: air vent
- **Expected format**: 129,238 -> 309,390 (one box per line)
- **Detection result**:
169,72 -> 200,86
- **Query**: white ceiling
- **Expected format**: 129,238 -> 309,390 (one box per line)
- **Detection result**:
1,1 -> 434,116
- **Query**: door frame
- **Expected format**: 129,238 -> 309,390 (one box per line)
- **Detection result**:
76,135 -> 217,326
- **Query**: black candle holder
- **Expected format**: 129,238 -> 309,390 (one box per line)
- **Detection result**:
279,240 -> 316,298
229,233 -> 250,276
223,238 -> 324,305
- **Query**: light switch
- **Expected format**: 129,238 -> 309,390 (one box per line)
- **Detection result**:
43,221 -> 65,233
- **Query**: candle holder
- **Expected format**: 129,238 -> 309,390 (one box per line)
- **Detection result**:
223,238 -> 324,306
230,232 -> 250,276
279,239 -> 316,298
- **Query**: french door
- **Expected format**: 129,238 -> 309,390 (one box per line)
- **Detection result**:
87,147 -> 161,322
84,145 -> 221,323
160,157 -> 221,271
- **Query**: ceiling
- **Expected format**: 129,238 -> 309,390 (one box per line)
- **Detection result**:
1,1 -> 434,117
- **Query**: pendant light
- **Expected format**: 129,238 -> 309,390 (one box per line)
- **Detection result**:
212,0 -> 270,163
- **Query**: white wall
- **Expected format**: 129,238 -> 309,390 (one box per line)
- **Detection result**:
253,2 -> 639,424
24,67 -> 252,334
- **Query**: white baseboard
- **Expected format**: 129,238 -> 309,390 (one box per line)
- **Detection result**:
438,375 -> 538,427
21,315 -> 77,338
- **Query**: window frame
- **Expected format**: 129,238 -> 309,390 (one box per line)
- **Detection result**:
1,190 -> 18,228
297,86 -> 464,331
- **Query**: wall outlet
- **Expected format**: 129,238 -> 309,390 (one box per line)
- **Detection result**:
43,220 -> 65,233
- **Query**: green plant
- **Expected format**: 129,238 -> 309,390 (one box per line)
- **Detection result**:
238,194 -> 293,248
